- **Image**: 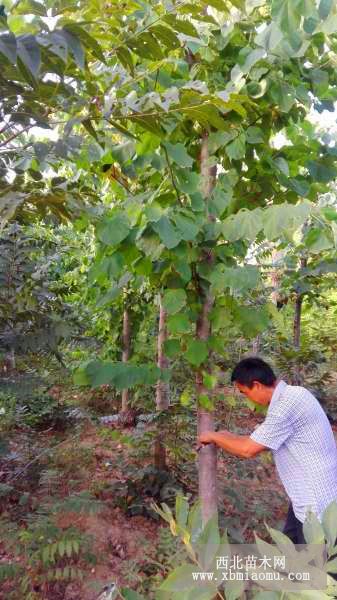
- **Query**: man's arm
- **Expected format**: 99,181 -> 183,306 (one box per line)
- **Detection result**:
198,430 -> 268,458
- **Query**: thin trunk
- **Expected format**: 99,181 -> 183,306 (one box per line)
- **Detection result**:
271,249 -> 284,308
4,348 -> 15,372
293,295 -> 302,350
121,308 -> 131,412
154,296 -> 170,470
293,294 -> 303,385
156,297 -> 170,410
293,258 -> 307,384
252,335 -> 260,355
197,132 -> 218,526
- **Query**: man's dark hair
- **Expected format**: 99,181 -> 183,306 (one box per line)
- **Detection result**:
231,357 -> 276,388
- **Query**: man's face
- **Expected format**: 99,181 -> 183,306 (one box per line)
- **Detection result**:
234,381 -> 270,405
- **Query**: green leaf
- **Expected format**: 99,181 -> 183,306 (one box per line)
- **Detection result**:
163,339 -> 181,358
209,187 -> 232,217
322,501 -> 337,547
222,208 -> 263,242
235,306 -> 269,337
303,511 -> 325,544
210,265 -> 260,293
180,386 -> 193,407
150,24 -> 180,50
262,202 -> 311,240
82,119 -> 98,142
134,257 -> 152,276
73,367 -> 90,386
63,23 -> 105,62
305,229 -> 333,253
307,160 -> 337,183
58,540 -> 65,557
209,307 -> 232,331
145,202 -> 164,222
116,46 -> 134,75
203,373 -> 217,390
176,170 -> 200,194
326,556 -> 337,574
42,546 -> 50,564
97,213 -> 130,246
319,0 -> 332,19
84,361 -> 167,390
17,33 -> 41,77
271,0 -> 301,35
120,589 -> 146,600
163,15 -> 199,37
202,0 -> 228,10
167,313 -> 191,334
175,260 -> 192,283
127,32 -> 164,60
164,143 -> 193,168
197,394 -> 213,408
175,494 -> 189,529
159,564 -> 200,592
269,81 -> 295,113
246,126 -> 264,143
185,339 -> 208,367
152,216 -> 181,249
273,157 -> 289,176
265,523 -> 297,553
255,22 -> 283,51
0,32 -> 17,64
224,580 -> 246,600
288,177 -> 310,197
322,207 -> 337,221
304,16 -> 319,33
174,214 -> 200,241
191,104 -> 227,130
187,500 -> 203,544
225,134 -> 246,161
66,540 -> 72,558
58,28 -> 84,69
162,289 -> 187,315
195,513 -> 220,570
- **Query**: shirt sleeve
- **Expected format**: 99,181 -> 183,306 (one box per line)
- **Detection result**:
250,411 -> 294,451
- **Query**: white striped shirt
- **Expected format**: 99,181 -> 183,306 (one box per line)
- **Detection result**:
250,380 -> 337,523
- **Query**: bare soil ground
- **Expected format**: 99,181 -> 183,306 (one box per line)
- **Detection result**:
1,392 -> 336,600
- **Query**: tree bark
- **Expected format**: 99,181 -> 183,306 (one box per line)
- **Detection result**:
4,348 -> 15,373
293,295 -> 302,350
121,308 -> 131,412
154,295 -> 170,470
156,296 -> 170,410
252,335 -> 260,355
271,249 -> 284,308
197,132 -> 218,526
293,258 -> 307,384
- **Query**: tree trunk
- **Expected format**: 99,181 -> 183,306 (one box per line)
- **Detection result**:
121,308 -> 131,412
156,296 -> 170,410
252,335 -> 260,355
293,295 -> 302,350
197,132 -> 218,526
4,348 -> 15,373
154,296 -> 170,470
271,249 -> 284,308
293,258 -> 307,384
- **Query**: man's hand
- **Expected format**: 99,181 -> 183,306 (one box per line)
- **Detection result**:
198,432 -> 214,445
197,430 -> 267,458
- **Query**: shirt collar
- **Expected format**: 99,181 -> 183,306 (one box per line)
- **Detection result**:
269,379 -> 287,410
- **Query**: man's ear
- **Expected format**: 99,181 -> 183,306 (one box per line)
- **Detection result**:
251,380 -> 260,388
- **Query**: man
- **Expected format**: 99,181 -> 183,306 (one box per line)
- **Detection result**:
198,356 -> 337,543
